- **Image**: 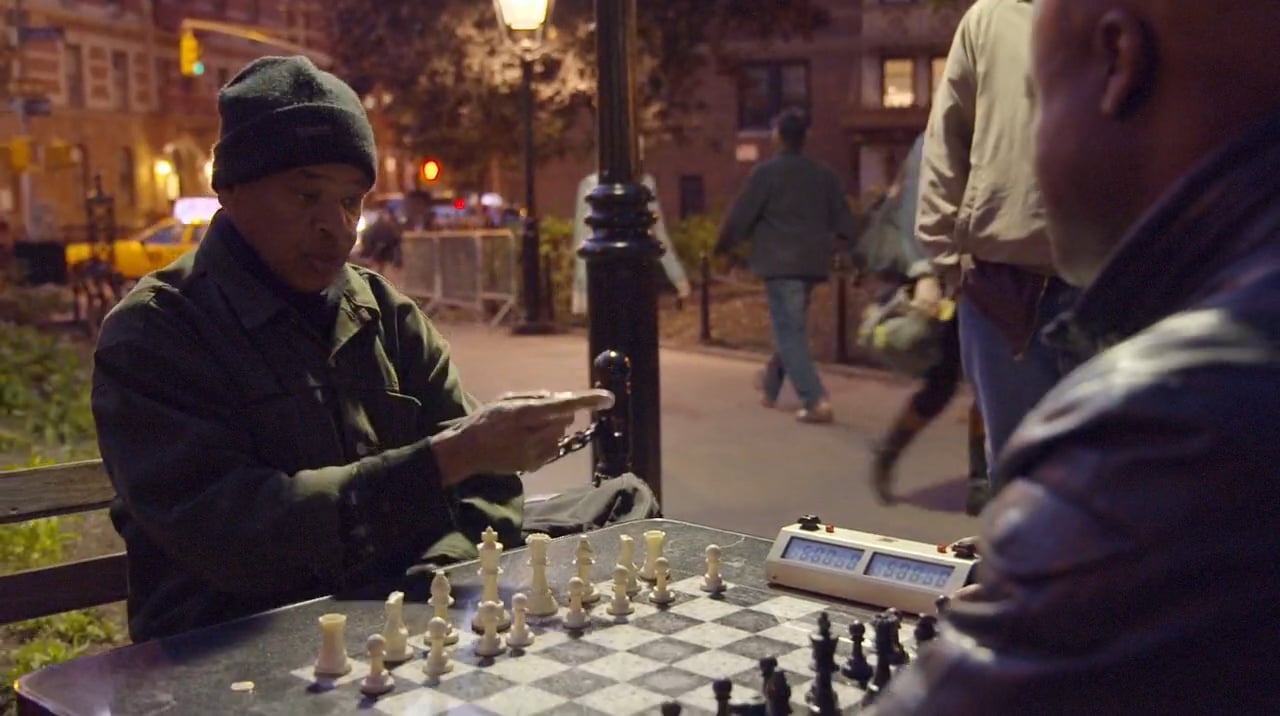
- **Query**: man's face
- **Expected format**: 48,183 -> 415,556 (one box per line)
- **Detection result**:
1031,0 -> 1151,287
220,164 -> 369,293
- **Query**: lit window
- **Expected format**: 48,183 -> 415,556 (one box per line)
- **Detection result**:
882,58 -> 915,108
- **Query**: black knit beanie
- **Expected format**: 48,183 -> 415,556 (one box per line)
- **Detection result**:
211,56 -> 377,190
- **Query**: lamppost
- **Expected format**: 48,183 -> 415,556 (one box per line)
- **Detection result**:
581,0 -> 664,500
495,0 -> 556,335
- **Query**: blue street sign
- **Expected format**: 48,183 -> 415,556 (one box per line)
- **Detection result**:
19,26 -> 64,43
22,96 -> 52,116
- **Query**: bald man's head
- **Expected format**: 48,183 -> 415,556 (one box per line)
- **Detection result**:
1032,0 -> 1280,287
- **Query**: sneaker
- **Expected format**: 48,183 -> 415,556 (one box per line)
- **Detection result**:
796,400 -> 834,424
871,444 -> 897,505
965,480 -> 991,516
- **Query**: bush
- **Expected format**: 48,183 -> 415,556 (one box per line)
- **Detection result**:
0,326 -> 118,716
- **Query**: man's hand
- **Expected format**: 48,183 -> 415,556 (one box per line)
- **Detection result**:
911,274 -> 944,317
431,390 -> 615,484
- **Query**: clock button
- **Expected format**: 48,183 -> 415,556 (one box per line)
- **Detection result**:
797,515 -> 822,531
952,543 -> 978,560
825,524 -> 835,533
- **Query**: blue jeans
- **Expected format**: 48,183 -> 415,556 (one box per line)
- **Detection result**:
959,281 -> 1079,489
761,278 -> 826,408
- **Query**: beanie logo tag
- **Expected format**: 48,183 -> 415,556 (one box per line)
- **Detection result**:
295,125 -> 334,138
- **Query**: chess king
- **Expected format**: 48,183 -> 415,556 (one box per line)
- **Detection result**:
91,55 -> 613,643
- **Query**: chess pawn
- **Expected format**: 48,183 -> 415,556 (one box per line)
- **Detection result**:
526,533 -> 559,618
575,536 -> 601,604
842,620 -> 873,688
382,591 -> 412,662
618,534 -> 641,595
649,556 -> 675,604
563,576 -> 590,629
700,544 -> 725,593
474,601 -> 506,657
429,573 -> 460,645
423,617 -> 453,678
360,633 -> 396,696
639,529 -> 665,581
314,613 -> 352,677
506,593 -> 535,649
607,564 -> 634,616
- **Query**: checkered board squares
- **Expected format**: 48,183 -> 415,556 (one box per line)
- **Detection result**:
288,574 -> 925,715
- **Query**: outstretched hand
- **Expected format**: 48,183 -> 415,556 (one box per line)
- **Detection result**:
433,390 -> 615,482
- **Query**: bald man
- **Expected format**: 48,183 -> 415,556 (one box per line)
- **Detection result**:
867,2 -> 1280,713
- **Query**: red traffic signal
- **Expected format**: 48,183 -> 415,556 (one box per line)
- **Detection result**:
420,159 -> 442,183
452,197 -> 466,210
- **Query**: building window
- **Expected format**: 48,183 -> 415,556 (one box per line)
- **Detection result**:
738,61 -> 809,132
111,50 -> 129,111
678,175 -> 706,220
64,43 -> 85,108
119,148 -> 137,207
930,56 -> 948,100
881,58 -> 915,108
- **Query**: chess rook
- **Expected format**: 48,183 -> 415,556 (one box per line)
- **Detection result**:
525,533 -> 559,618
313,613 -> 351,677
639,529 -> 666,581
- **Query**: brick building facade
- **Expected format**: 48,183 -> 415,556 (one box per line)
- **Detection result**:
533,0 -> 970,225
0,0 -> 333,236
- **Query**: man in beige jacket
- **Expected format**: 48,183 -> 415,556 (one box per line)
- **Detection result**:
913,0 -> 1078,499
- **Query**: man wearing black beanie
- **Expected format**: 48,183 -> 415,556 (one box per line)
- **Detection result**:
90,56 -> 612,642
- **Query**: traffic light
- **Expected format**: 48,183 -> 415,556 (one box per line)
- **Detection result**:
179,30 -> 204,77
4,136 -> 33,173
420,159 -> 442,184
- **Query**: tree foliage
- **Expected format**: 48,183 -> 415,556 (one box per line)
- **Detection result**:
328,0 -> 831,187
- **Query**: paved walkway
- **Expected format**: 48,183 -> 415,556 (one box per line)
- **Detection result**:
435,322 -> 981,547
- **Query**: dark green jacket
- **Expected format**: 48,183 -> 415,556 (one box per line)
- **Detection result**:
716,148 -> 857,279
92,216 -> 522,642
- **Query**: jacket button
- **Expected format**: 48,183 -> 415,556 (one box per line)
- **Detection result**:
355,442 -> 370,457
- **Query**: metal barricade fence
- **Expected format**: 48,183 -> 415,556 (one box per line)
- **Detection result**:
400,229 -> 518,326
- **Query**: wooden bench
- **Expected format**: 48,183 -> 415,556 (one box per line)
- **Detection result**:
0,460 -> 128,625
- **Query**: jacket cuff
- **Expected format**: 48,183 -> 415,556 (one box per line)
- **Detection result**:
337,440 -> 454,577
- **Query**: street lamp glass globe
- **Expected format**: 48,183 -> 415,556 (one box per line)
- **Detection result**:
494,0 -> 550,31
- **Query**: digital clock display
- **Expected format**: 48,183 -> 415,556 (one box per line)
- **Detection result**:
781,536 -> 865,572
865,553 -> 954,589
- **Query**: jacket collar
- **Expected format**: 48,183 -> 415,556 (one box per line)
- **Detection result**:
1048,111 -> 1280,358
194,212 -> 381,333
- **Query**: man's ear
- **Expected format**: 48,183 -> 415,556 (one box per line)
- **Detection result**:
1096,9 -> 1155,118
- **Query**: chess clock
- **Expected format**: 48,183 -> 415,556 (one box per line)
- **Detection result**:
764,516 -> 979,614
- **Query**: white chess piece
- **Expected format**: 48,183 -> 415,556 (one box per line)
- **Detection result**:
649,556 -> 675,604
563,576 -> 590,629
423,617 -> 453,678
474,601 -> 506,657
314,613 -> 351,677
473,528 -> 511,632
575,536 -> 600,604
619,534 -> 641,596
701,544 -> 726,594
639,529 -> 665,581
505,593 -> 535,648
382,591 -> 413,661
360,633 -> 396,696
429,572 -> 460,645
607,565 -> 634,616
525,533 -> 559,618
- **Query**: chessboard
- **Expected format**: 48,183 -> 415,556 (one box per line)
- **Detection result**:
288,572 -> 937,715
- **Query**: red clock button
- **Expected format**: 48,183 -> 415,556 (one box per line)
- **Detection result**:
825,524 -> 835,533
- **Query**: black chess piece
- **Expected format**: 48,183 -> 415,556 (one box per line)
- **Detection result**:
914,614 -> 938,645
759,656 -> 778,696
661,702 -> 683,716
806,612 -> 839,715
841,620 -> 873,688
871,612 -> 896,692
766,670 -> 792,716
714,678 -> 733,716
934,594 -> 951,615
884,610 -> 909,666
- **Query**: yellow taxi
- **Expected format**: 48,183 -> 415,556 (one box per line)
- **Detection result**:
65,198 -> 219,280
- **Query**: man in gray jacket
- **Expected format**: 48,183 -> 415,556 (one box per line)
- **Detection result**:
715,109 -> 857,423
914,0 -> 1078,493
